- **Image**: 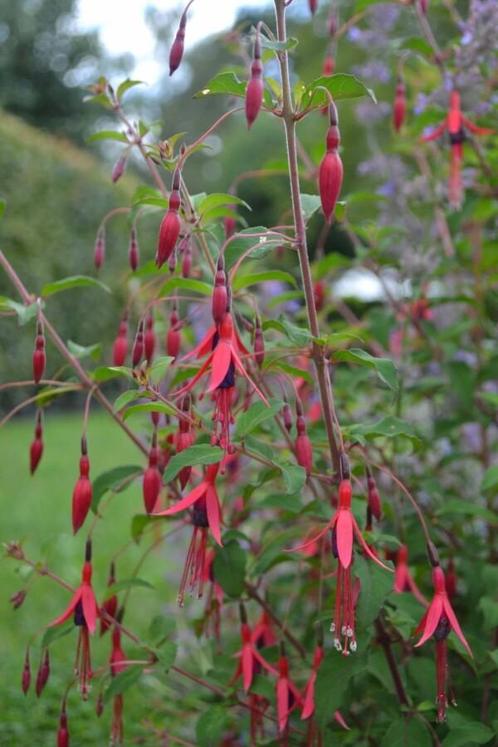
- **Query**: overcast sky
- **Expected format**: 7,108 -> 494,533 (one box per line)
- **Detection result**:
76,0 -> 272,84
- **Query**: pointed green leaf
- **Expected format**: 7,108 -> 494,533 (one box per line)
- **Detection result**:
42,275 -> 111,297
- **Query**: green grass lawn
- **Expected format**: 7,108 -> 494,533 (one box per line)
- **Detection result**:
0,411 -> 189,745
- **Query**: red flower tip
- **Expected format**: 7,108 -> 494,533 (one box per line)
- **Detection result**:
132,321 -> 144,367
93,229 -> 105,270
169,8 -> 188,76
32,323 -> 46,383
72,453 -> 93,534
318,143 -> 343,220
30,412 -> 44,474
111,155 -> 126,183
112,319 -> 128,366
212,265 -> 228,324
57,703 -> 70,747
245,29 -> 264,129
338,478 -> 352,508
144,314 -> 156,364
308,0 -> 318,15
295,414 -> 313,474
156,176 -> 181,267
128,227 -> 139,271
393,79 -> 406,132
35,649 -> 50,697
21,648 -> 31,695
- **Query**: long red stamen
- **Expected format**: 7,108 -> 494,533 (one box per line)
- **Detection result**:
331,557 -> 357,655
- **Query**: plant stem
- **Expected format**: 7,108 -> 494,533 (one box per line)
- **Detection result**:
274,0 -> 341,475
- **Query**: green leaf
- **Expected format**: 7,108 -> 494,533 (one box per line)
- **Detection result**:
260,35 -> 298,52
42,275 -> 111,297
441,723 -> 495,747
86,129 -> 129,144
103,666 -> 143,704
264,317 -> 312,346
213,540 -> 247,597
122,402 -> 175,420
355,555 -> 393,631
131,514 -> 164,544
113,389 -> 141,412
41,620 -> 74,649
148,356 -> 174,385
155,641 -> 177,671
0,197 -> 6,219
163,445 -> 223,483
224,227 -> 281,268
300,193 -> 322,221
197,192 -> 250,217
315,651 -> 365,725
117,78 -> 144,99
232,270 -> 297,291
132,185 -> 167,209
346,416 -> 419,444
194,72 -> 273,108
158,276 -> 212,298
67,339 -> 102,361
302,73 -> 377,110
279,462 -> 306,494
92,366 -> 134,382
435,499 -> 496,524
105,578 -> 155,598
333,348 -> 398,391
92,465 -> 142,512
1,298 -> 41,326
234,399 -> 283,439
148,615 -> 176,644
400,37 -> 433,59
481,465 -> 498,492
196,706 -> 230,747
381,718 -> 432,747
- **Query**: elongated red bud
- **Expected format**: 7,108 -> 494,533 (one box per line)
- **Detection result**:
323,54 -> 335,76
35,649 -> 50,697
30,410 -> 44,474
295,413 -> 313,474
212,256 -> 228,323
282,401 -> 292,432
178,236 -> 192,277
224,211 -> 236,239
254,319 -> 265,368
309,0 -> 318,14
72,439 -> 93,534
94,228 -> 106,270
33,321 -> 46,384
22,648 -> 31,695
143,435 -> 162,513
128,227 -> 139,271
57,703 -> 70,747
245,29 -> 263,129
132,321 -> 144,367
10,589 -> 27,609
169,5 -> 189,76
393,78 -> 406,132
319,104 -> 343,220
366,469 -> 382,520
112,318 -> 128,366
144,314 -> 156,364
314,279 -> 325,311
100,562 -> 118,636
166,306 -> 181,359
156,170 -> 181,267
112,155 -> 127,183
419,0 -> 428,14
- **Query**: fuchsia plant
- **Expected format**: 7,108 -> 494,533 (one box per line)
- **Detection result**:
2,0 -> 497,744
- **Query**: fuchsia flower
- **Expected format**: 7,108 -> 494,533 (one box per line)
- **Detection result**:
421,89 -> 494,209
72,437 -> 93,535
301,644 -> 348,729
48,542 -> 99,698
109,620 -> 127,744
29,411 -> 44,475
276,645 -> 303,733
292,478 -> 391,654
232,606 -> 278,692
414,564 -> 472,722
393,545 -> 427,606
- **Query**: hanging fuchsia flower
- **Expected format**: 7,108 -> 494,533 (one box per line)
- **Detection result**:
276,645 -> 303,733
48,541 -> 99,699
393,545 -> 427,606
154,462 -> 223,545
35,649 -> 50,697
21,648 -> 31,695
415,564 -> 472,722
100,562 -> 118,636
32,320 -> 46,384
143,433 -> 162,514
318,101 -> 343,220
393,77 -> 406,132
156,168 -> 181,267
252,610 -> 277,649
421,90 -> 494,209
112,317 -> 128,366
245,25 -> 264,129
109,620 -> 127,743
232,605 -> 278,692
293,478 -> 391,653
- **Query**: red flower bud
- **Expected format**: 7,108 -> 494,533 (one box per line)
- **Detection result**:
313,280 -> 325,311
21,648 -> 31,695
282,401 -> 293,432
212,256 -> 228,323
32,322 -> 46,384
94,229 -> 105,270
35,649 -> 50,697
318,110 -> 343,220
57,703 -> 70,747
169,6 -> 189,76
393,79 -> 406,133
166,307 -> 181,359
128,227 -> 139,271
254,319 -> 265,368
72,440 -> 93,534
366,471 -> 382,521
224,212 -> 236,239
143,437 -> 162,513
309,0 -> 318,14
100,562 -> 118,636
10,589 -> 27,609
156,172 -> 181,267
30,411 -> 44,474
295,414 -> 313,474
245,30 -> 263,129
111,155 -> 127,183
132,321 -> 144,367
144,314 -> 156,364
112,319 -> 128,366
419,0 -> 428,14
323,54 -> 335,76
